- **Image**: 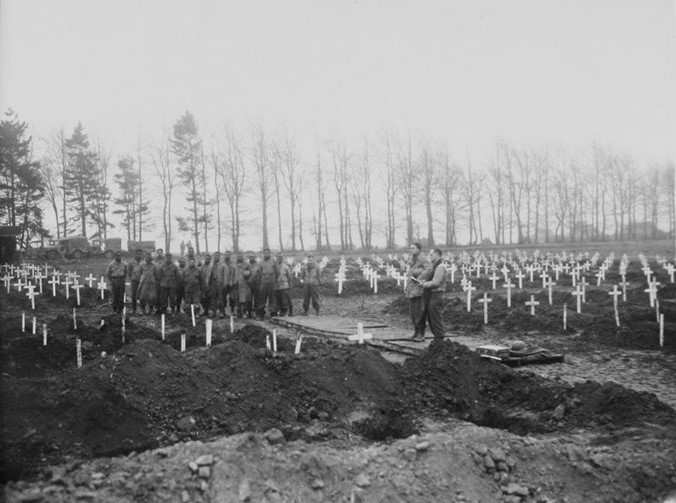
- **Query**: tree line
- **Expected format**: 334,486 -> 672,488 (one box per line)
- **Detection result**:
1,108 -> 674,253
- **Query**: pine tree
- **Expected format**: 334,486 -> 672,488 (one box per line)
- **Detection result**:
64,123 -> 100,238
171,111 -> 203,253
0,109 -> 49,247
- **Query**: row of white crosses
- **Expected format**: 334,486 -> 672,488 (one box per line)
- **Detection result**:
1,263 -> 109,310
376,249 -> 669,346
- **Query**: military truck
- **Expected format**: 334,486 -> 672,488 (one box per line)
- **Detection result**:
128,240 -> 156,255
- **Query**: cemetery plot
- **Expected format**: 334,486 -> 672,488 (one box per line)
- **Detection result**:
1,251 -> 676,503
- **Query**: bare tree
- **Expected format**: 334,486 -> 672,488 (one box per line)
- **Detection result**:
380,130 -> 397,249
151,137 -> 175,252
251,125 -> 270,249
279,132 -> 301,251
419,139 -> 437,247
219,126 -> 247,253
397,134 -> 416,246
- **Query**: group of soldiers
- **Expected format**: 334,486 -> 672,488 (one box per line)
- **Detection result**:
105,247 -> 323,319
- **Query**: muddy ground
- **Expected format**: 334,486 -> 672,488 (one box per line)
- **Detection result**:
2,253 -> 676,502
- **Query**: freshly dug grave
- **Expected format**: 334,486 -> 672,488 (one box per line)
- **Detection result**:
3,321 -> 675,484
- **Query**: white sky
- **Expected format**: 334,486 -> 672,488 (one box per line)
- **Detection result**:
1,0 -> 675,250
1,0 -> 675,163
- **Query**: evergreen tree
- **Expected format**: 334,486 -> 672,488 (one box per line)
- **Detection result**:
0,109 -> 49,247
64,123 -> 100,238
171,111 -> 203,253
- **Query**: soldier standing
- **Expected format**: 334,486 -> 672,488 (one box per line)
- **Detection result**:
256,249 -> 278,319
106,250 -> 128,313
175,257 -> 186,314
138,254 -> 159,314
158,253 -> 180,315
406,243 -> 432,342
275,254 -> 294,316
234,254 -> 253,318
183,257 -> 203,314
248,253 -> 260,317
129,249 -> 144,314
301,254 -> 321,315
419,248 -> 448,341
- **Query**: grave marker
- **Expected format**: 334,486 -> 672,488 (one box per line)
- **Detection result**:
502,282 -> 515,308
205,319 -> 212,347
609,286 -> 621,327
348,323 -> 373,345
465,281 -> 476,312
478,293 -> 492,324
73,282 -> 83,306
272,329 -> 278,353
181,333 -> 186,352
294,332 -> 303,354
76,338 -> 82,368
572,286 -> 583,314
26,285 -> 37,310
85,273 -> 96,288
525,295 -> 539,316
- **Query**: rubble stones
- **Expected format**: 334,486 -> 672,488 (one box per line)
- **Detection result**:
552,404 -> 566,420
195,454 -> 213,466
504,483 -> 530,496
355,473 -> 371,487
265,428 -> 286,445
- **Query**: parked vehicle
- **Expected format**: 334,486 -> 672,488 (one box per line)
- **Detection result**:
128,240 -> 156,255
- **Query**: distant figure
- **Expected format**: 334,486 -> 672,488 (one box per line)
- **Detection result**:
418,248 -> 448,341
301,254 -> 321,316
180,241 -> 186,257
106,250 -> 128,314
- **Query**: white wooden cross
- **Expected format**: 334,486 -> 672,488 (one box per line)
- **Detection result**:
72,281 -> 84,306
85,273 -> 96,288
540,271 -> 549,289
644,281 -> 658,308
98,277 -> 108,299
334,271 -> 346,295
465,280 -> 476,312
545,277 -> 555,305
448,263 -> 457,284
501,265 -> 510,282
572,285 -> 583,314
609,285 -> 622,327
48,275 -> 59,296
502,281 -> 515,308
526,265 -> 536,283
514,270 -> 525,290
619,279 -> 629,302
525,295 -> 539,316
1,274 -> 10,293
489,272 -> 500,290
34,272 -> 44,294
25,285 -> 38,310
63,275 -> 72,300
348,323 -> 373,345
478,293 -> 492,324
13,278 -> 24,292
580,277 -> 588,303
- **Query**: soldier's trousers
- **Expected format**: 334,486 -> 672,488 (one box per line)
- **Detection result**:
256,281 -> 277,316
409,294 -> 427,336
424,291 -> 445,339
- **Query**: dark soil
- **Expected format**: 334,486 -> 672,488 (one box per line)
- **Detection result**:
3,320 -> 675,483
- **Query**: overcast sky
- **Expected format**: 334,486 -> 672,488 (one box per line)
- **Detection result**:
1,0 -> 675,164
